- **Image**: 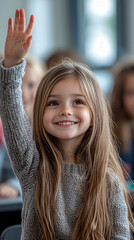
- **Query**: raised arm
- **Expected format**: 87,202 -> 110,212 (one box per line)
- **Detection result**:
4,9 -> 34,68
0,10 -> 39,188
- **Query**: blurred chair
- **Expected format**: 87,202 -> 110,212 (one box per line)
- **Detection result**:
0,224 -> 21,240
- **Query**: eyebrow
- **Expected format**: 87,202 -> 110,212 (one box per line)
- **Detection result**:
48,94 -> 85,98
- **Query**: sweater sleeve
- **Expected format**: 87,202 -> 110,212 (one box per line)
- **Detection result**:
0,59 -> 39,189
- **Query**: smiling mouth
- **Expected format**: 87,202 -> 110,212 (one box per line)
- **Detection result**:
55,121 -> 78,126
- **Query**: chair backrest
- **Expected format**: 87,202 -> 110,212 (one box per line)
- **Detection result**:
0,224 -> 21,240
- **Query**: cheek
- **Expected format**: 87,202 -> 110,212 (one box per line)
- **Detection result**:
43,113 -> 48,127
79,109 -> 92,125
43,111 -> 54,130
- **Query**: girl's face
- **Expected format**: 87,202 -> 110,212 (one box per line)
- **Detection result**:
43,77 -> 92,144
22,66 -> 40,116
123,73 -> 134,119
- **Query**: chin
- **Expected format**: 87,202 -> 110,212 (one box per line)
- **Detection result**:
56,135 -> 76,140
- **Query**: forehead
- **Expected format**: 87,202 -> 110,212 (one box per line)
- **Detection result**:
50,77 -> 84,96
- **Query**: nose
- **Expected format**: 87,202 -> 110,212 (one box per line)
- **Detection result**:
59,106 -> 72,116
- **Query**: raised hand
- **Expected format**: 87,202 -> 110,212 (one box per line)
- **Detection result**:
4,9 -> 34,68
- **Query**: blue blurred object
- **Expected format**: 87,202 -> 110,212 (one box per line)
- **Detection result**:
0,224 -> 21,240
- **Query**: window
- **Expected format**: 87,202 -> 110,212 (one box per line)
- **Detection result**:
84,0 -> 117,67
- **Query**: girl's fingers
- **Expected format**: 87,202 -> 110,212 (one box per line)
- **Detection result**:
18,9 -> 25,31
23,35 -> 33,53
14,9 -> 20,31
25,15 -> 34,36
8,18 -> 13,33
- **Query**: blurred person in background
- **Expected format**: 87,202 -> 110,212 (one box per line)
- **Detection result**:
0,118 -> 21,198
45,49 -> 86,70
111,57 -> 134,182
22,54 -> 45,124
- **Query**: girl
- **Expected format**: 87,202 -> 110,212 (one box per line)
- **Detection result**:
111,59 -> 134,181
0,9 -> 134,240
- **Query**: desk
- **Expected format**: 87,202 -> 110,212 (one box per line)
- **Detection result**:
0,197 -> 22,212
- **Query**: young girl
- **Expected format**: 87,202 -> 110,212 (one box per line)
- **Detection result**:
111,59 -> 134,181
0,9 -> 134,240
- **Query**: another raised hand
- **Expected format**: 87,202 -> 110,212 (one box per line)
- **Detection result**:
4,9 -> 34,68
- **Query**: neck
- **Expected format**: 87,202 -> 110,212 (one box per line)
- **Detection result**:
58,138 -> 82,164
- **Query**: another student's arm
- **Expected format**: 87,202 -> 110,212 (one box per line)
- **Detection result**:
1,146 -> 21,197
0,184 -> 19,198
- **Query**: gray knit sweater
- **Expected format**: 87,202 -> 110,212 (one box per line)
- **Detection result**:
0,59 -> 131,239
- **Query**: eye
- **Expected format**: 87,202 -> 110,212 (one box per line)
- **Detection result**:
47,101 -> 59,106
73,99 -> 84,105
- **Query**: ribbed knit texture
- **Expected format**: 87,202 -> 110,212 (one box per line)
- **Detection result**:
0,60 -> 130,239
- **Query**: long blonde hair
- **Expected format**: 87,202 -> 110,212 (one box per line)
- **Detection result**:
33,61 -> 134,239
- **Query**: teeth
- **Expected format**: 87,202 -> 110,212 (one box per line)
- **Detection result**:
57,122 -> 75,125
